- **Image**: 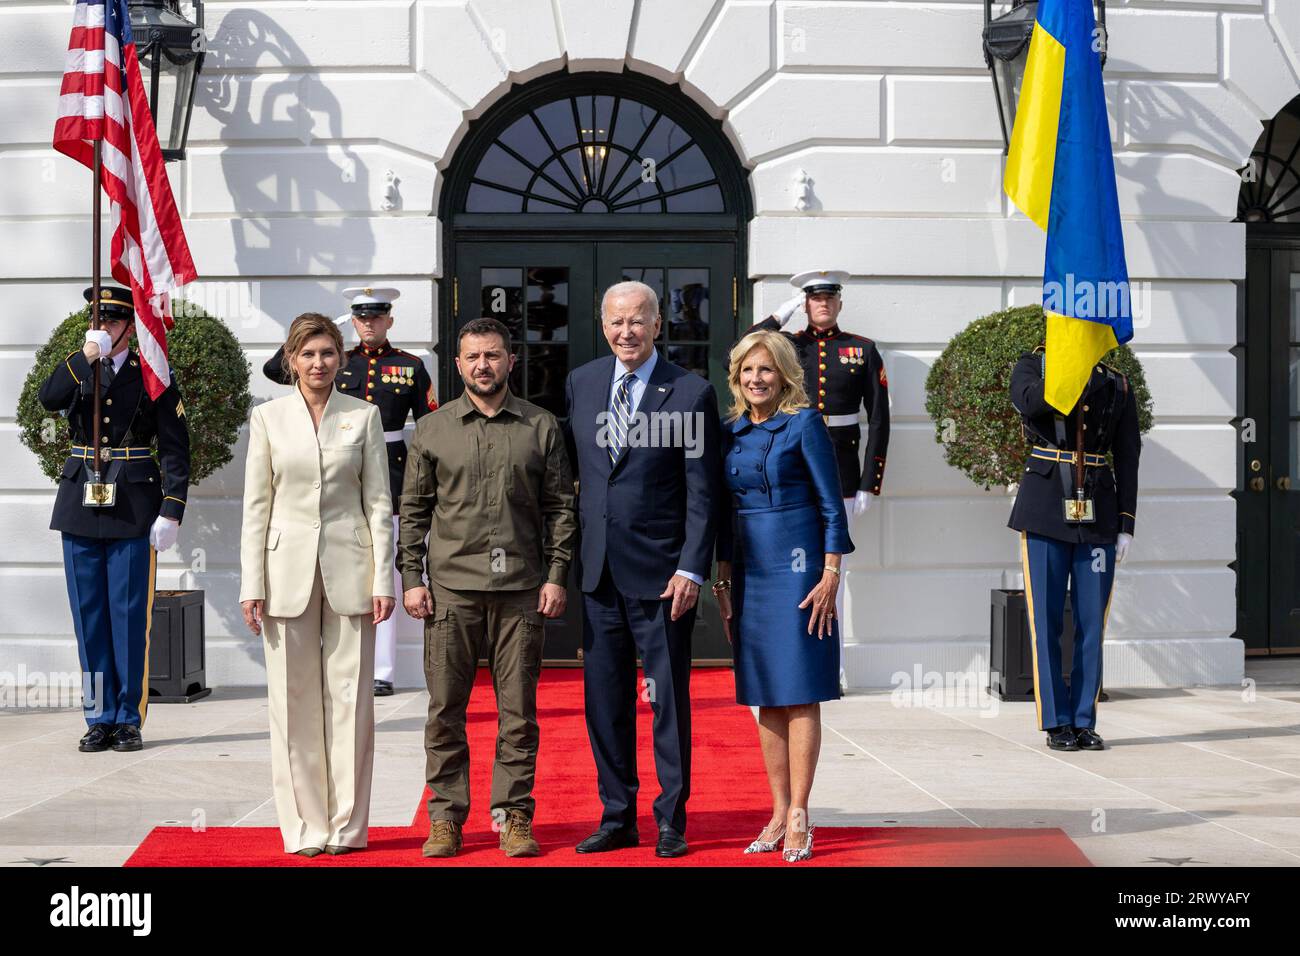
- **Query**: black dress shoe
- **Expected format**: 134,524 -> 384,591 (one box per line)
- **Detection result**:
373,680 -> 394,697
78,724 -> 113,753
574,826 -> 639,854
110,724 -> 143,752
655,826 -> 688,858
1075,728 -> 1106,750
1046,726 -> 1079,751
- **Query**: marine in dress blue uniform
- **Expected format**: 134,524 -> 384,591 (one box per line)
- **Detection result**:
1008,346 -> 1140,751
38,286 -> 190,753
750,270 -> 890,500
717,407 -> 853,705
263,287 -> 438,695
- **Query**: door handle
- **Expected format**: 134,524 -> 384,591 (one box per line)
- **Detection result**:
1279,476 -> 1293,491
1250,476 -> 1266,492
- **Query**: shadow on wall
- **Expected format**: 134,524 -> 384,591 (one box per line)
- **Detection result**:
184,9 -> 385,668
1122,83 -> 1254,434
198,8 -> 377,292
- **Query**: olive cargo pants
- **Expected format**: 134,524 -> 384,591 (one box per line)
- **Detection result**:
423,582 -> 545,826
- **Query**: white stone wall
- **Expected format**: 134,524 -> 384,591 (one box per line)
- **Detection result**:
2,0 -> 1293,688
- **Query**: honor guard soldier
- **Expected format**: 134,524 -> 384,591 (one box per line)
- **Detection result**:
38,286 -> 191,753
749,269 -> 891,689
263,286 -> 438,695
1008,345 -> 1140,752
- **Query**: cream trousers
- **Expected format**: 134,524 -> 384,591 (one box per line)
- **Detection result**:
262,562 -> 375,852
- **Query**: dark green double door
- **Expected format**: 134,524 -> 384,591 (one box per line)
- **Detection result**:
450,241 -> 737,663
1240,239 -> 1300,654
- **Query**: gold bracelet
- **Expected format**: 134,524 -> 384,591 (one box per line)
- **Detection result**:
824,566 -> 841,576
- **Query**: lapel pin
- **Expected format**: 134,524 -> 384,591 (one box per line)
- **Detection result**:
657,386 -> 666,392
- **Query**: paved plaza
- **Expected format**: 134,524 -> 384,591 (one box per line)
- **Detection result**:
1,661 -> 1297,867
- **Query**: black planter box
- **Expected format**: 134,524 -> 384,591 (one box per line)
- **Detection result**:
990,588 -> 1085,702
148,589 -> 211,703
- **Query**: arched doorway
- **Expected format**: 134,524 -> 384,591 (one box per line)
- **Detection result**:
1238,95 -> 1300,655
437,70 -> 752,663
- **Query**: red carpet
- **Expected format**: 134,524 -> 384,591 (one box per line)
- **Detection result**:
125,669 -> 1089,866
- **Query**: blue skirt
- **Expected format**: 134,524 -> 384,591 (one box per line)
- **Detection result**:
732,501 -> 841,707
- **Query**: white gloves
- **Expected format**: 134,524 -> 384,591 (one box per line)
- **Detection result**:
149,515 -> 180,552
773,293 -> 805,327
83,329 -> 112,361
850,491 -> 874,517
1116,532 -> 1133,564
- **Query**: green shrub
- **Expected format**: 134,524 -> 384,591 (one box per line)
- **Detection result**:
17,299 -> 252,485
923,304 -> 1153,490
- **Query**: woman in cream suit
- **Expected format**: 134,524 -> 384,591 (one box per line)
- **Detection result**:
239,312 -> 396,857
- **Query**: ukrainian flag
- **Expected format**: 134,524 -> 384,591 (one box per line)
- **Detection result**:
1004,0 -> 1132,413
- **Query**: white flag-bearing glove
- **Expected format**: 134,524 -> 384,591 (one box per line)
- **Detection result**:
83,329 -> 112,362
335,313 -> 352,327
1115,532 -> 1133,564
149,515 -> 180,552
773,293 -> 805,327
850,491 -> 874,517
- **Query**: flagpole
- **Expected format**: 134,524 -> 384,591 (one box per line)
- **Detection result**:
90,139 -> 102,481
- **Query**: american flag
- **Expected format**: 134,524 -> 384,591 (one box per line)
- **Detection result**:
52,0 -> 197,400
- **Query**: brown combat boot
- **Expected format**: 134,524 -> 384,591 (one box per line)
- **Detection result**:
422,819 -> 462,858
499,809 -> 540,858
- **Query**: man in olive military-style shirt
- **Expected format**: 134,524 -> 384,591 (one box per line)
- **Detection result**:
397,316 -> 576,861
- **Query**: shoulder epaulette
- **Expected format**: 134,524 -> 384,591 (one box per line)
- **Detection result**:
1102,363 -> 1129,392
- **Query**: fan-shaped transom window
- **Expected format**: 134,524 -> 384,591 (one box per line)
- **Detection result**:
465,93 -> 726,213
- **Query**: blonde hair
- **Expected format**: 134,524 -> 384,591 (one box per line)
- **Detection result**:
726,330 -> 808,422
283,312 -> 345,382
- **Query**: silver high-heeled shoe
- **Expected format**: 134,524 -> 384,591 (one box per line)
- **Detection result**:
782,824 -> 815,863
743,822 -> 787,854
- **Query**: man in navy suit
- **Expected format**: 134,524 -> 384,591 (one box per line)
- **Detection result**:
564,280 -> 722,858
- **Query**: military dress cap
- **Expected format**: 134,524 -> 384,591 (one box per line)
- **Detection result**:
82,285 -> 134,320
790,269 -> 850,296
343,285 -> 401,315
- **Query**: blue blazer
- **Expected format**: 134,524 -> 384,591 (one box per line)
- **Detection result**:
564,353 -> 722,599
717,408 -> 854,563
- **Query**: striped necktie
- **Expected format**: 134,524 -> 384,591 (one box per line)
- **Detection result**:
608,371 -> 635,465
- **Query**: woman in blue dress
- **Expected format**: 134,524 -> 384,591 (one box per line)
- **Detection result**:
714,330 -> 853,863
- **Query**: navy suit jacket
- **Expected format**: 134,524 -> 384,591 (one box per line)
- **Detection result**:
564,352 -> 722,599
